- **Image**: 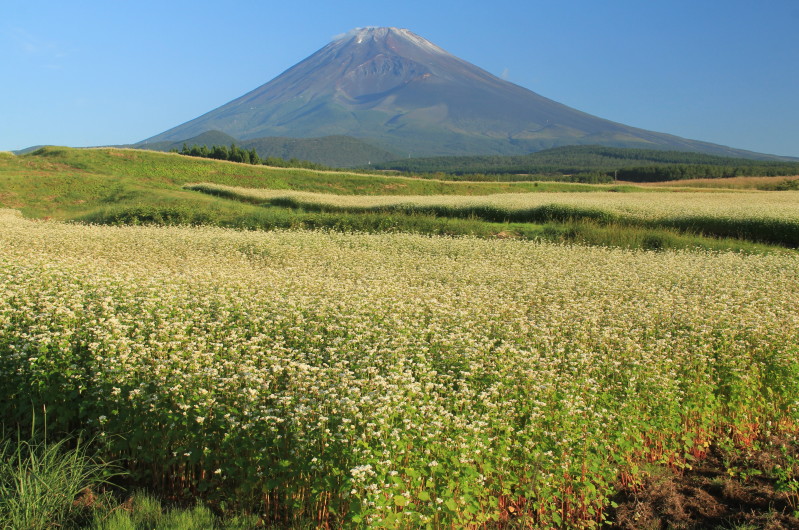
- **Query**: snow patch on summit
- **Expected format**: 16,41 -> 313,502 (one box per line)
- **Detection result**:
332,27 -> 449,56
394,28 -> 449,55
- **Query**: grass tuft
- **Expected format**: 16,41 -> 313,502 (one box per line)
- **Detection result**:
0,434 -> 116,529
90,490 -> 264,529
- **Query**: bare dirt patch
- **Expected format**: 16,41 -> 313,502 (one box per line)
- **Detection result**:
0,192 -> 24,208
609,441 -> 799,529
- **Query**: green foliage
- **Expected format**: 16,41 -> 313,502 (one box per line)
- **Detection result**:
0,428 -> 261,529
760,178 -> 799,191
0,433 -> 116,529
93,499 -> 215,530
89,491 -> 263,529
180,143 -> 261,166
616,163 -> 799,182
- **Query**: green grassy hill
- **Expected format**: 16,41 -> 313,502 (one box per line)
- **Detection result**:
1,146 -> 794,253
0,146 -> 621,219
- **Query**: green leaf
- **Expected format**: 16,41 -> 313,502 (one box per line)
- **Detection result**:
418,490 -> 430,501
394,495 -> 408,507
405,467 -> 420,478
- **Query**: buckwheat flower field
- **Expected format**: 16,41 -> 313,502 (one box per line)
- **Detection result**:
188,184 -> 799,225
1,208 -> 798,527
187,185 -> 799,247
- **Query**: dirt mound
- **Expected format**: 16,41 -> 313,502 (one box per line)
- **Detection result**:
609,440 -> 799,529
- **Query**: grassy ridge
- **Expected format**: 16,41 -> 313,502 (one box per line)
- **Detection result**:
81,202 -> 781,254
1,146 -> 796,252
12,148 -> 622,191
0,146 -> 647,219
186,183 -> 799,249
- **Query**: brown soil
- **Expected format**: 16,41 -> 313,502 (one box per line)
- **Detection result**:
0,192 -> 23,208
494,230 -> 518,239
608,442 -> 799,529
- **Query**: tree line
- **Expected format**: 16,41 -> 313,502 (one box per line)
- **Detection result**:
372,145 -> 799,182
176,143 -> 799,182
615,164 -> 799,182
176,143 -> 330,170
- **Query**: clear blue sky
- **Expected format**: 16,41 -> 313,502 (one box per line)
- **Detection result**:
2,0 -> 798,157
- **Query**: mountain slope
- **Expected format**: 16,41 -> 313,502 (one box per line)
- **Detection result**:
140,27 -> 782,159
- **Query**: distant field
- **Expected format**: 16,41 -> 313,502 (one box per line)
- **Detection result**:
188,182 -> 799,248
2,210 -> 798,527
186,183 -> 795,221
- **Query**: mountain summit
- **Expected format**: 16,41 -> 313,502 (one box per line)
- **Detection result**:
141,27 -> 762,158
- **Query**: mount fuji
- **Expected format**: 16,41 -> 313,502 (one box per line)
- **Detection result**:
140,27 -> 770,159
